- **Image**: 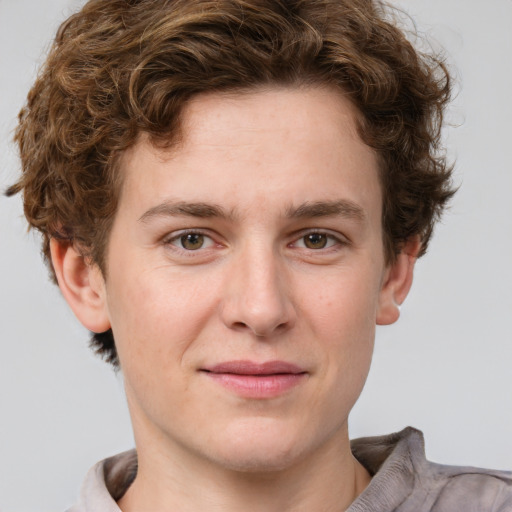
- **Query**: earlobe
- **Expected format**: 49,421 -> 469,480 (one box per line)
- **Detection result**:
376,237 -> 421,326
50,239 -> 111,333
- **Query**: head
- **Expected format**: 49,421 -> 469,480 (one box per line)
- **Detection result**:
8,0 -> 454,368
47,85 -> 424,475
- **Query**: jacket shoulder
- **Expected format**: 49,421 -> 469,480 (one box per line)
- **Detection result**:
424,460 -> 512,511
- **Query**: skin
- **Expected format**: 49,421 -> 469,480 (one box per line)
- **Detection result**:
51,86 -> 418,512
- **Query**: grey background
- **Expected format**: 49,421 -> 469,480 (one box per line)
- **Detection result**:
1,0 -> 511,510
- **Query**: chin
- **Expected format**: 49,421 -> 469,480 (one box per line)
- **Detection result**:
213,445 -> 301,474
201,418 -> 316,474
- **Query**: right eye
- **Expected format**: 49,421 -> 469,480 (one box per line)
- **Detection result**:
166,232 -> 215,251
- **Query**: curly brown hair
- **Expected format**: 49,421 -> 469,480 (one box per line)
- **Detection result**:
7,0 -> 455,366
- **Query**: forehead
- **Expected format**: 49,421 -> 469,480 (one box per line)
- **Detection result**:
117,86 -> 381,223
178,86 -> 369,175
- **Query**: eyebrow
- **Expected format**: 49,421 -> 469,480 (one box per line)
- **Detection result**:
138,201 -> 234,223
285,200 -> 366,222
138,198 -> 366,223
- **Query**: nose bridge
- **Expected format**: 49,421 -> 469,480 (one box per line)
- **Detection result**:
221,238 -> 294,336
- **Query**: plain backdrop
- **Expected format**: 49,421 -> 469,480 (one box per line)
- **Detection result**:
1,0 -> 511,510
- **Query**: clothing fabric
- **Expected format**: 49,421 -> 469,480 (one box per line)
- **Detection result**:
67,427 -> 512,511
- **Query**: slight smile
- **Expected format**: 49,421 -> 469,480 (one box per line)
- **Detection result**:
200,360 -> 309,399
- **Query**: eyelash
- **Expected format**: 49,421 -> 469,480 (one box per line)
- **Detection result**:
162,229 -> 348,255
289,230 -> 347,251
163,229 -> 217,253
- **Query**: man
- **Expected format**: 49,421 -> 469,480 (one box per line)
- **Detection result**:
6,0 -> 512,510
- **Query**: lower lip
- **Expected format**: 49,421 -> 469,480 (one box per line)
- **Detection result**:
203,372 -> 307,398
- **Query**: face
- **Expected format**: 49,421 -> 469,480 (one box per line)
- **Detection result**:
84,87 -> 408,472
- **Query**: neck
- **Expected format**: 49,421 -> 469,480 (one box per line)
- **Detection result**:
118,428 -> 371,512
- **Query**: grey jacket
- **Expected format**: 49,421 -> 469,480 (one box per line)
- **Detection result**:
68,427 -> 512,511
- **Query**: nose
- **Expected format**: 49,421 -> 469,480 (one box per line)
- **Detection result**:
220,244 -> 296,338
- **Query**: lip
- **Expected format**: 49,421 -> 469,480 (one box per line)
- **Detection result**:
200,360 -> 308,399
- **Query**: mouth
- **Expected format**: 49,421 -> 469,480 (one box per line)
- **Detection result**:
200,360 -> 308,398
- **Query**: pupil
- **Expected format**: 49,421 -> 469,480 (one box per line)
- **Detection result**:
182,233 -> 204,250
305,233 -> 327,249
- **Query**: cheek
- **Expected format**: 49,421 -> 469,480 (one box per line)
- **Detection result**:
300,268 -> 379,391
105,264 -> 219,375
105,270 -> 215,424
303,267 -> 381,342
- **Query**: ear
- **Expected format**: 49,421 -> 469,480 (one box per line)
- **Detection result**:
376,237 -> 421,326
50,238 -> 111,333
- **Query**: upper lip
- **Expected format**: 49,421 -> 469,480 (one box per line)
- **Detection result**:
202,360 -> 306,375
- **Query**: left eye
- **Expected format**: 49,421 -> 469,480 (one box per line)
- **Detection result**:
169,232 -> 215,251
295,233 -> 339,250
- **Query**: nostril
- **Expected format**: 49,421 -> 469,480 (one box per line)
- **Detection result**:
230,320 -> 289,337
220,287 -> 296,337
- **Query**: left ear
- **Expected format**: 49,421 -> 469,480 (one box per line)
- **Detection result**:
376,237 -> 421,325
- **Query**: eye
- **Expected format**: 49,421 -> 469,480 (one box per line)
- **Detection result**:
303,233 -> 329,249
167,232 -> 215,251
293,232 -> 342,250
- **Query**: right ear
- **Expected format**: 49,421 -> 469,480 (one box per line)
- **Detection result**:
50,238 -> 111,333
